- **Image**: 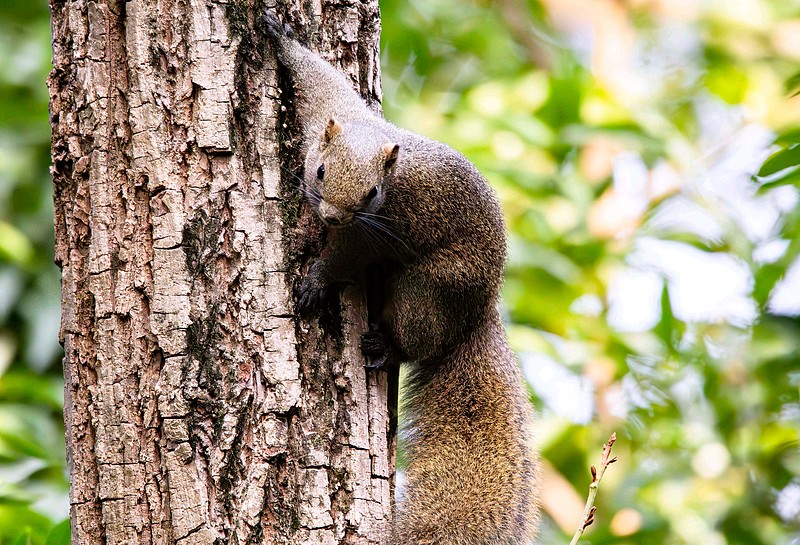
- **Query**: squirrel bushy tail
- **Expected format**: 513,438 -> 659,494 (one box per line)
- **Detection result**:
263,12 -> 540,545
398,312 -> 539,545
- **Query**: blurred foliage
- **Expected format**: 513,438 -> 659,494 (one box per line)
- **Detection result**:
2,0 -> 800,544
0,0 -> 69,543
379,1 -> 800,544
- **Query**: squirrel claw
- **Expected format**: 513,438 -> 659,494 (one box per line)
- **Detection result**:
364,354 -> 388,370
361,331 -> 394,369
261,12 -> 282,38
262,12 -> 295,41
297,260 -> 331,317
360,331 -> 386,355
296,280 -> 327,317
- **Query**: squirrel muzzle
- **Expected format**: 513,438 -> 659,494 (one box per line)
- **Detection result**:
317,200 -> 353,226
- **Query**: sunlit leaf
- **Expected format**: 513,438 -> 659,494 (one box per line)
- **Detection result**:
0,222 -> 34,266
776,127 -> 800,145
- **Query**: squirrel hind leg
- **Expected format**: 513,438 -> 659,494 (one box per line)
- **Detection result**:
384,272 -> 485,364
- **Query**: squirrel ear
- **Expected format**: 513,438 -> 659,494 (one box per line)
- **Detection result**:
383,143 -> 400,170
322,118 -> 343,145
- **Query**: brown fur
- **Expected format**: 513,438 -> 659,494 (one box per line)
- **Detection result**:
265,13 -> 540,544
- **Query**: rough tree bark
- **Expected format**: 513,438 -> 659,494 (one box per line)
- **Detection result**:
49,0 -> 395,543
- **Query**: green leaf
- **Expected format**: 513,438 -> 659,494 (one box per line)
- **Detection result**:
754,167 -> 800,193
0,405 -> 65,463
757,145 -> 800,177
775,127 -> 800,145
705,64 -> 748,103
0,222 -> 34,266
10,528 -> 31,545
0,372 -> 64,411
786,70 -> 800,97
44,519 -> 69,545
653,282 -> 681,352
753,264 -> 785,308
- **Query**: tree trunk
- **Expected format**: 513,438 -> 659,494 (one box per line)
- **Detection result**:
49,1 -> 395,543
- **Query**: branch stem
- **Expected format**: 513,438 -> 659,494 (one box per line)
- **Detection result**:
568,432 -> 618,545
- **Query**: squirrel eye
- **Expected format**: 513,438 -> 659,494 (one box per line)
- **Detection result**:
366,186 -> 379,200
316,164 -> 325,179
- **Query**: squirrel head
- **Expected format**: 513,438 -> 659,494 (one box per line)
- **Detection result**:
304,118 -> 399,227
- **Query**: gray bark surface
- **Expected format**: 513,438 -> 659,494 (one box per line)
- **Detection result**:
49,1 -> 393,543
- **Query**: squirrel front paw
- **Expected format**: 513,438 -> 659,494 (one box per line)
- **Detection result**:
296,261 -> 329,317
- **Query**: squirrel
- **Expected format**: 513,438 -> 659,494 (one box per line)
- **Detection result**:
263,13 -> 540,545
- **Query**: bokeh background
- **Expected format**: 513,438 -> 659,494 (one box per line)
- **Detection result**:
1,0 -> 799,543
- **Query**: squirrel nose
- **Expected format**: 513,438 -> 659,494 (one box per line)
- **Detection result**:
318,200 -> 350,226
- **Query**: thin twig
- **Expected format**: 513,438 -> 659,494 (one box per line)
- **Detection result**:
568,432 -> 618,545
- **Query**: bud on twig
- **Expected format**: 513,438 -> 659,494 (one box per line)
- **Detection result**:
568,433 -> 619,545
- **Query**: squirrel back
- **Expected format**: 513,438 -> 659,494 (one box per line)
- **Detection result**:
264,13 -> 540,545
264,19 -> 378,151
